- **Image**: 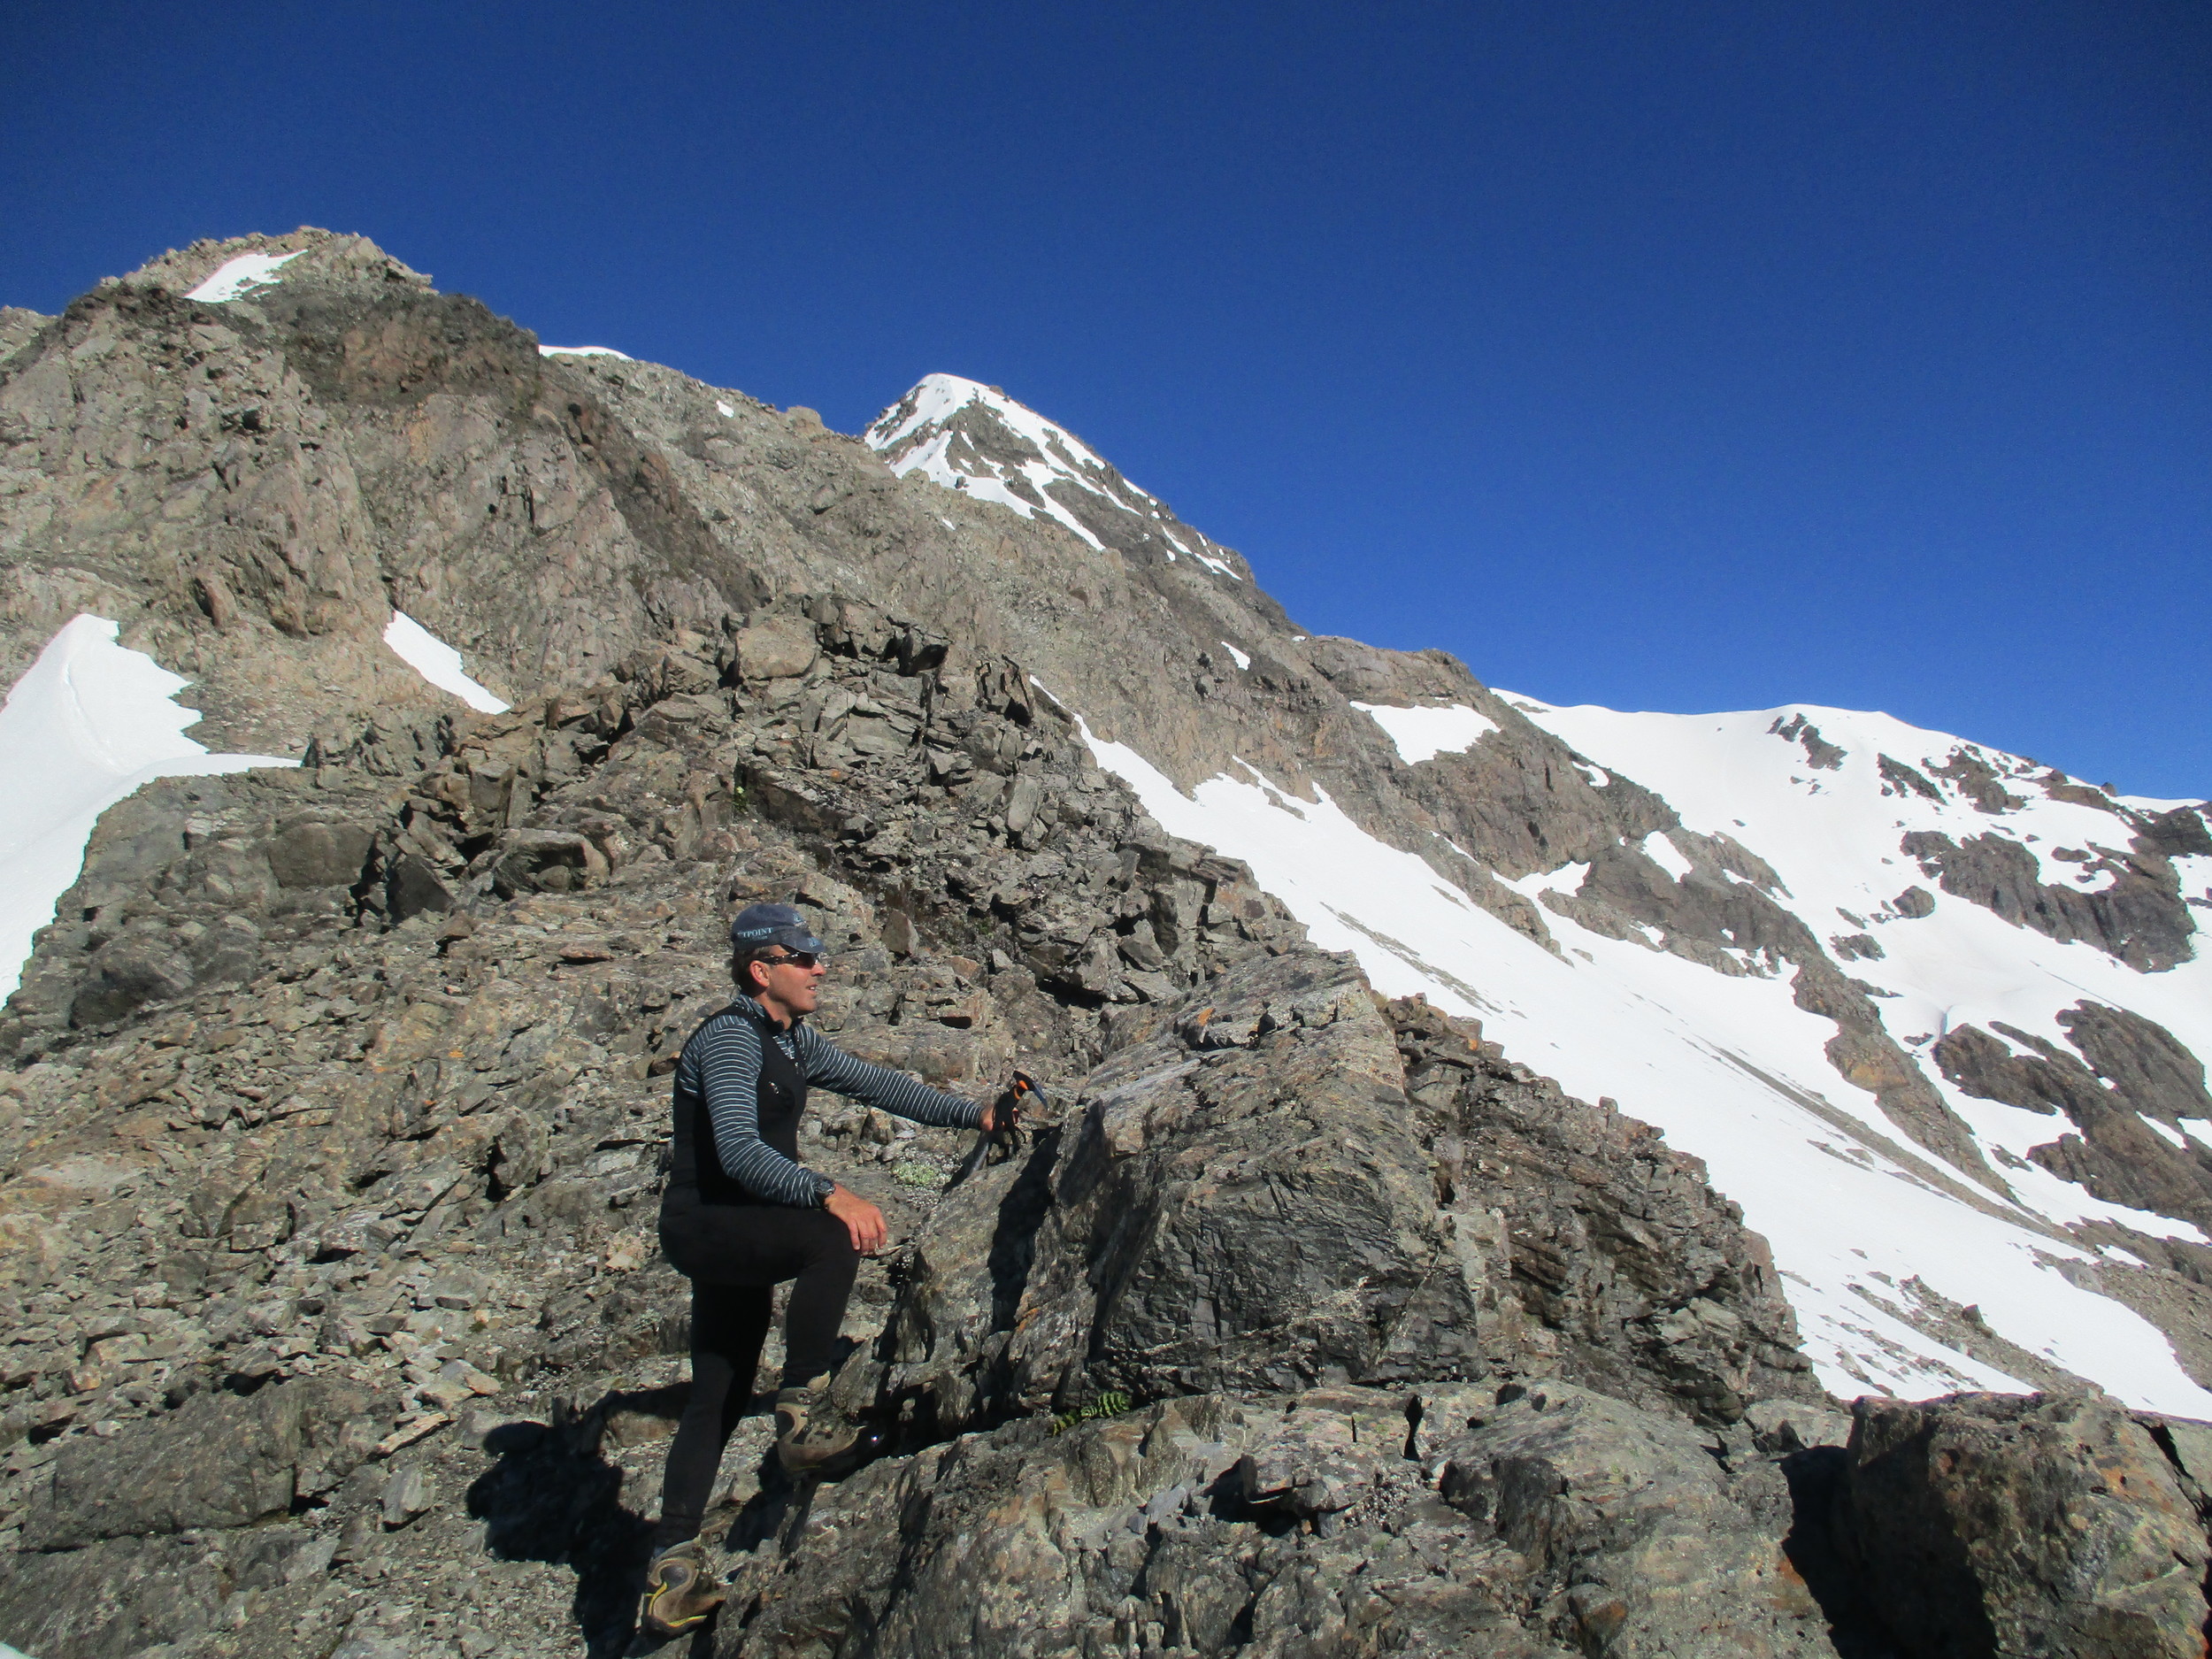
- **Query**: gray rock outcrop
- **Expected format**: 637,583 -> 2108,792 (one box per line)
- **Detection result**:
1836,1392 -> 2210,1659
727,1380 -> 1845,1659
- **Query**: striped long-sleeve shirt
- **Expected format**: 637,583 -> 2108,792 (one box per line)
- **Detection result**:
676,997 -> 986,1206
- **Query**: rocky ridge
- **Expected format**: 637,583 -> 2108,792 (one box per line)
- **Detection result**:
1,228 -> 2210,1656
2,589 -> 2202,1659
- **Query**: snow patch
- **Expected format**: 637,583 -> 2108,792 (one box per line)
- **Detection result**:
1641,832 -> 1694,882
539,345 -> 633,360
0,617 -> 293,999
2170,854 -> 2212,908
185,250 -> 302,303
715,400 -> 735,418
1349,703 -> 1501,765
1220,642 -> 1251,672
1501,861 -> 1590,902
383,613 -> 510,713
887,426 -> 1107,550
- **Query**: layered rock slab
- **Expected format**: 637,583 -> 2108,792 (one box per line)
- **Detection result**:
874,960 -> 1817,1444
722,1382 -> 1843,1658
879,950 -> 1460,1436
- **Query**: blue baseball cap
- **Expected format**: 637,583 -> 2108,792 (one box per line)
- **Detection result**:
728,902 -> 827,956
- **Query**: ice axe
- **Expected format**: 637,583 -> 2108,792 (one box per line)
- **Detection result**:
948,1071 -> 1041,1191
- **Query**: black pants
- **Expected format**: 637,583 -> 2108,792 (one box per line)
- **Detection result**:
650,1196 -> 858,1549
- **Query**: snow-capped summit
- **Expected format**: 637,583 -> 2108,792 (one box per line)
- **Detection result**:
866,374 -> 1248,579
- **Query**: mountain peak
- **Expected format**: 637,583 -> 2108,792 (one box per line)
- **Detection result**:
117,227 -> 434,303
866,373 -> 1250,580
866,373 -> 1094,466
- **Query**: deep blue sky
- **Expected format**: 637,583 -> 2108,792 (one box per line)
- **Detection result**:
7,4 -> 2208,795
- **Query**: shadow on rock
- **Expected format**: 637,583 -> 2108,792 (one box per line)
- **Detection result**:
1778,1445 -> 1900,1659
987,1123 -> 1061,1329
465,1382 -> 826,1658
465,1390 -> 665,1659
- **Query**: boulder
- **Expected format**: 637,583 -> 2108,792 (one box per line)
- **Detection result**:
879,947 -> 1474,1432
385,849 -> 457,920
490,828 -> 608,897
1433,1380 -> 1827,1657
1836,1391 -> 2209,1659
733,614 -> 819,680
69,933 -> 196,1025
265,817 -> 376,889
22,1377 -> 380,1548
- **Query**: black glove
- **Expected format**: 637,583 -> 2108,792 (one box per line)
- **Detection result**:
993,1071 -> 1043,1140
950,1073 -> 1041,1192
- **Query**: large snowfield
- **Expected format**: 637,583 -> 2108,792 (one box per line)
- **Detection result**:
1066,683 -> 2212,1415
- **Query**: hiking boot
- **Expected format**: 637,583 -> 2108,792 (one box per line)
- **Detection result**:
774,1376 -> 863,1477
637,1539 -> 725,1639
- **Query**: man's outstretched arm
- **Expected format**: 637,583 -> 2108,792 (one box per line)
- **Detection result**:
795,1027 -> 987,1130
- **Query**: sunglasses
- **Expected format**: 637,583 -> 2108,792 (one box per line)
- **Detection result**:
762,950 -> 822,970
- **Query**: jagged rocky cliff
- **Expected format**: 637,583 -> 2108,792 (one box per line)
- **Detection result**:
1,229 -> 2210,1658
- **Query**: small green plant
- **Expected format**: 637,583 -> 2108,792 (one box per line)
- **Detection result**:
892,1160 -> 945,1189
1049,1391 -> 1132,1435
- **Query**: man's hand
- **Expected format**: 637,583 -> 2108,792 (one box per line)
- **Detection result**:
825,1184 -> 887,1256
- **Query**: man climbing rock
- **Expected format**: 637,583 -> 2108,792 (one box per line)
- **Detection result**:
637,902 -> 1015,1640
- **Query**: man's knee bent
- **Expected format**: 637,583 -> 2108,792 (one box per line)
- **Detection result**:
800,1208 -> 861,1271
